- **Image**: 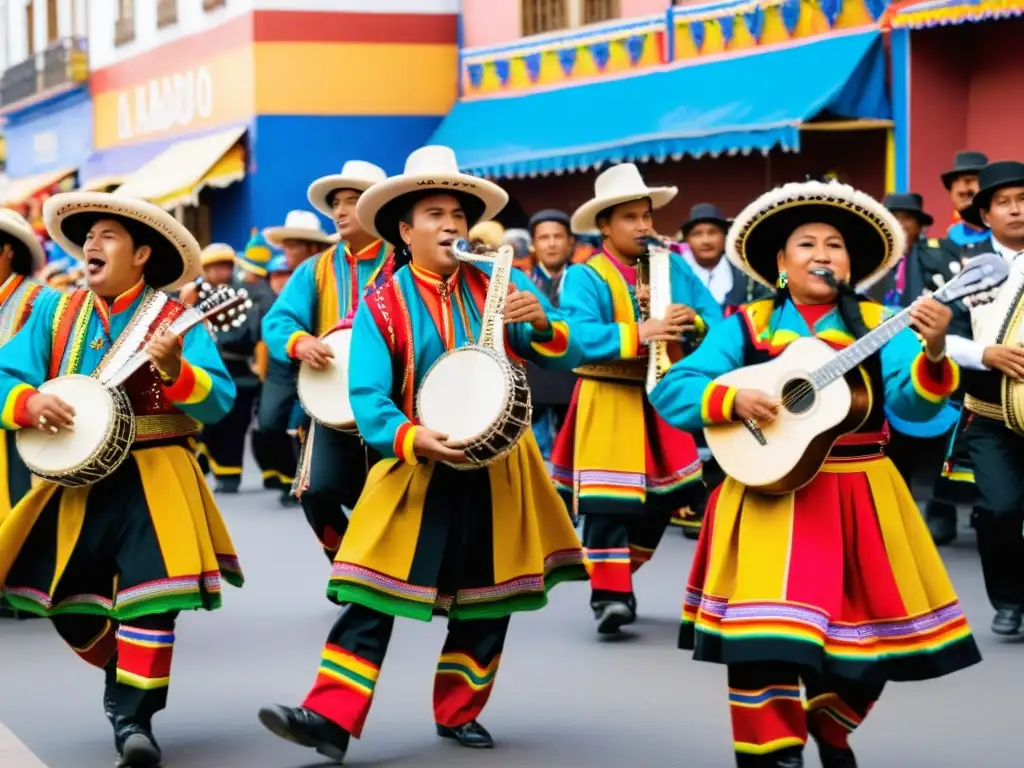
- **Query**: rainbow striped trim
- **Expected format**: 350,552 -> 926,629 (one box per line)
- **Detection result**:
115,626 -> 175,690
648,457 -> 702,494
575,468 -> 647,505
701,383 -> 737,425
286,330 -> 313,358
729,684 -> 803,708
618,322 -> 639,358
0,383 -> 36,429
436,652 -> 500,691
161,361 -> 213,405
910,352 -> 959,404
530,320 -> 570,358
319,644 -> 381,697
393,422 -> 419,464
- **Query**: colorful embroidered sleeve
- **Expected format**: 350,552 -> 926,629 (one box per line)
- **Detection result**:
670,254 -> 724,344
348,303 -> 418,462
559,265 -> 640,364
881,326 -> 959,421
261,256 -> 319,363
648,314 -> 747,431
161,324 -> 237,425
504,268 -> 584,370
0,290 -> 60,429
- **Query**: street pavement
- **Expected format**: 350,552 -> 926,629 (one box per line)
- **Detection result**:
0,459 -> 1020,768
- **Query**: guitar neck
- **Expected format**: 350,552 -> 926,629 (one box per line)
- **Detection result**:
810,305 -> 915,389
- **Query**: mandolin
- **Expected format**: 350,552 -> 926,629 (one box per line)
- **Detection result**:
703,253 -> 1008,495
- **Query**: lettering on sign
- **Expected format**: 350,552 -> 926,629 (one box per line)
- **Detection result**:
116,66 -> 214,141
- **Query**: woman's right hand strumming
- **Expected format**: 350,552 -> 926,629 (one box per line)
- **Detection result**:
294,336 -> 335,370
732,390 -> 782,422
639,305 -> 697,342
413,427 -> 468,464
26,393 -> 75,433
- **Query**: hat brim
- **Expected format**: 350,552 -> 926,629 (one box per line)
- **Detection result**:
201,253 -> 238,268
887,207 -> 934,228
570,187 -> 678,235
0,219 -> 45,275
727,181 -> 905,291
263,227 -> 335,248
238,260 -> 268,277
941,167 -> 984,190
960,175 -> 1024,228
355,173 -> 508,246
43,192 -> 200,291
306,175 -> 380,217
681,216 -> 731,238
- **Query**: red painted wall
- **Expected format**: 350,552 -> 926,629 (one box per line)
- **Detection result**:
498,130 -> 887,234
909,18 -> 1024,230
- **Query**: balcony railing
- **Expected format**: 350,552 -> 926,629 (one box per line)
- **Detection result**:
0,38 -> 90,109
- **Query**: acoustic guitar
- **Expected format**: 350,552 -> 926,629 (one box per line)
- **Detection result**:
703,253 -> 1008,495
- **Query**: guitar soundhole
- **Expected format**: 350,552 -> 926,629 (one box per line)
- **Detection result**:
781,377 -> 815,415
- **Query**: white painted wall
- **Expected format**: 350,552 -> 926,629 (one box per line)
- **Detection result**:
1,0 -> 84,70
88,0 -> 460,72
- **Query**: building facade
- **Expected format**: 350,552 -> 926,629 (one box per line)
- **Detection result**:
0,0 -> 90,239
83,0 -> 459,249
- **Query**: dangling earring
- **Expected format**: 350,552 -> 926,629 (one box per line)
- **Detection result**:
776,270 -> 788,290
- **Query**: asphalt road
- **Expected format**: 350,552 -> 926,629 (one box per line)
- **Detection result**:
0,460 -> 1019,768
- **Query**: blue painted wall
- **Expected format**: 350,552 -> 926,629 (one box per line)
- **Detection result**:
3,87 -> 93,178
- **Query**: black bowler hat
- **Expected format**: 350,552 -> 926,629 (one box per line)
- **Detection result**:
882,192 -> 934,227
941,151 -> 989,190
681,203 -> 730,237
528,208 -> 572,236
960,161 -> 1024,228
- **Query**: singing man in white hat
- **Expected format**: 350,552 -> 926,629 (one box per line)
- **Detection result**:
258,145 -> 587,764
262,162 -> 393,541
550,162 -> 722,636
0,209 -> 57,540
0,192 -> 242,767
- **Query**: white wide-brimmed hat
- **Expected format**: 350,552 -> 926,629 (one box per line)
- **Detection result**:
200,242 -> 237,268
570,164 -> 678,235
263,210 -> 335,247
0,208 -> 45,275
355,145 -> 508,247
307,160 -> 388,218
727,180 -> 906,291
43,192 -> 201,291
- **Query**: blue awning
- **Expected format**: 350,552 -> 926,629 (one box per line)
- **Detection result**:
430,30 -> 889,179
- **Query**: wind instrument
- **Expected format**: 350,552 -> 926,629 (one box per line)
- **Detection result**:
638,234 -> 678,394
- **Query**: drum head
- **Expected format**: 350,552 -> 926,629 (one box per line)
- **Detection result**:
297,329 -> 355,428
418,349 -> 507,445
17,375 -> 114,473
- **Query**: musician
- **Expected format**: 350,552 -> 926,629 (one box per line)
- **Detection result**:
257,145 -> 586,763
262,162 -> 393,558
943,151 -> 990,247
192,243 -> 262,494
649,180 -> 981,768
944,160 -> 1024,636
0,192 -> 242,767
551,163 -> 722,635
525,208 -> 576,459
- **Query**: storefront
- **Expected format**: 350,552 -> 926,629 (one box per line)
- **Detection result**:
0,86 -> 90,242
888,0 -> 1024,226
84,8 -> 458,250
433,0 -> 894,229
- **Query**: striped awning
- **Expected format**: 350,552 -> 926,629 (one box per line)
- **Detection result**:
114,126 -> 248,210
889,0 -> 1024,28
0,167 -> 77,206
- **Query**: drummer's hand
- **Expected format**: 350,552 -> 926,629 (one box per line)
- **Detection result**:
505,291 -> 550,332
26,393 -> 75,433
910,297 -> 951,359
732,390 -> 782,422
983,344 -> 1024,380
413,427 -> 468,464
294,335 -> 334,370
146,331 -> 183,382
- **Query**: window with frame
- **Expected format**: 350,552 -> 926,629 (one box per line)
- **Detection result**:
583,0 -> 619,25
203,0 -> 227,11
521,0 -> 569,37
157,0 -> 178,29
115,0 -> 135,46
47,0 -> 59,43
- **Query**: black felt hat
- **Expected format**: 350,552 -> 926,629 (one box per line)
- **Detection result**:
681,203 -> 731,237
941,151 -> 989,190
960,161 -> 1024,228
882,192 -> 934,227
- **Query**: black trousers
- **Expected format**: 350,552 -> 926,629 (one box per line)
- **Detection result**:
582,507 -> 672,606
964,415 -> 1024,611
301,426 -> 379,559
202,385 -> 257,481
252,427 -> 298,490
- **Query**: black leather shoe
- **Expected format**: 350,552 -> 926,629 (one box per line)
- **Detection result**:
811,735 -> 857,767
925,501 -> 957,546
214,477 -> 241,494
736,747 -> 803,766
992,608 -> 1022,635
258,704 -> 349,763
436,720 -> 494,748
279,491 -> 300,508
594,601 -> 634,634
115,724 -> 161,768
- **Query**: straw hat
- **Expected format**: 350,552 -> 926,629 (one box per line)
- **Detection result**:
42,192 -> 201,291
263,210 -> 334,247
306,160 -> 388,217
726,180 -> 905,291
0,207 -> 45,275
201,242 -> 237,268
570,164 -> 677,235
355,145 -> 508,247
468,220 -> 505,248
